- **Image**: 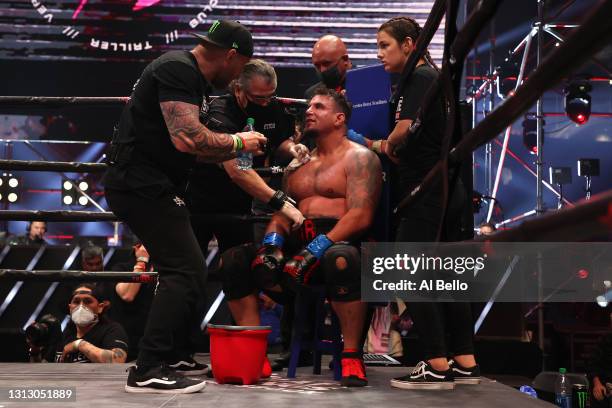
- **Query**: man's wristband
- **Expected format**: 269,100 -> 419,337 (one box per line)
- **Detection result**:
306,234 -> 334,259
231,134 -> 244,152
268,190 -> 296,211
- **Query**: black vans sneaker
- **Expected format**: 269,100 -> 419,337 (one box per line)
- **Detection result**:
125,365 -> 206,394
168,357 -> 210,375
390,361 -> 455,390
449,359 -> 481,384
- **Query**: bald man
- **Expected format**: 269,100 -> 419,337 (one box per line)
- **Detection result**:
304,35 -> 352,99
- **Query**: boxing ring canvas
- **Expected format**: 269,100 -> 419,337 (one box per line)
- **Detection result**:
0,358 -> 556,407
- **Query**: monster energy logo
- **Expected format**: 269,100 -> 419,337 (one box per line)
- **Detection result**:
575,389 -> 588,408
232,41 -> 238,49
208,21 -> 221,34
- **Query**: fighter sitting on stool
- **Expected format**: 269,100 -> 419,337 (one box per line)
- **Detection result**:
219,87 -> 382,387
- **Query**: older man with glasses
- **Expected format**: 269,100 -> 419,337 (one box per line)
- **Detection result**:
185,58 -> 307,259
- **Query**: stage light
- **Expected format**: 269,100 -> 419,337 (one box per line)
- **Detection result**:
62,178 -> 76,206
0,174 -> 20,204
62,178 -> 91,207
564,79 -> 591,125
522,115 -> 544,155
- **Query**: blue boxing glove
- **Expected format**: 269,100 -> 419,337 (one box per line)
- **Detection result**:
283,234 -> 334,287
347,129 -> 368,147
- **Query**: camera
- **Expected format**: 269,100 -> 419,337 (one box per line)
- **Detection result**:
25,314 -> 62,362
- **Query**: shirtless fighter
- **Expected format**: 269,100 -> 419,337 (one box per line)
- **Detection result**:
219,87 -> 382,386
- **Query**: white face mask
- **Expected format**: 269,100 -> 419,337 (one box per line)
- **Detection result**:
71,304 -> 98,327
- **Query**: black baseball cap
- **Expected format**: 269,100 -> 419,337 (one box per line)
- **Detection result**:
192,20 -> 253,58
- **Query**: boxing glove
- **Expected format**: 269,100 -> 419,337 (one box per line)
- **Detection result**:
283,234 -> 333,288
251,233 -> 285,289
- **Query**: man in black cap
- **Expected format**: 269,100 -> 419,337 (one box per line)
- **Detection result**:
103,20 -> 265,394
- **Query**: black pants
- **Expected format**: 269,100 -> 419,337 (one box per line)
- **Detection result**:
395,182 -> 475,360
105,187 -> 208,367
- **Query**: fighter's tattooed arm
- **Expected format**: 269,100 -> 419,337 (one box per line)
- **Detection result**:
326,148 -> 382,243
160,100 -> 235,162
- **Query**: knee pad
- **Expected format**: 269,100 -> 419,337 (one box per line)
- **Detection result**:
321,243 -> 361,301
219,243 -> 258,300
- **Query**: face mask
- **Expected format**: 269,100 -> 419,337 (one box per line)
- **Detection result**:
317,63 -> 343,89
71,304 -> 98,327
245,100 -> 273,120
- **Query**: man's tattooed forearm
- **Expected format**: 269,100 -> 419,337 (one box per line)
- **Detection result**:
160,101 -> 234,160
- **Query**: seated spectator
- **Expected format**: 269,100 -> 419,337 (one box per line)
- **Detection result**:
81,244 -> 104,271
58,283 -> 128,363
478,222 -> 496,236
107,243 -> 156,361
8,221 -> 47,245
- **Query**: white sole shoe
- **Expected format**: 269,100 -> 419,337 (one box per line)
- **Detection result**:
125,381 -> 206,394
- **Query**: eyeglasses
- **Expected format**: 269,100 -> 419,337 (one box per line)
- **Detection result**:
246,92 -> 276,103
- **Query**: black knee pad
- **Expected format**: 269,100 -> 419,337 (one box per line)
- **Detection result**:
219,243 -> 258,300
321,243 -> 361,301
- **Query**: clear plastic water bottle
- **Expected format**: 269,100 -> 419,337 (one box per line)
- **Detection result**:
236,117 -> 255,170
555,368 -> 572,408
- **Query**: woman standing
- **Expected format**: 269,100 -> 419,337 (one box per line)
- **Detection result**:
377,17 -> 480,390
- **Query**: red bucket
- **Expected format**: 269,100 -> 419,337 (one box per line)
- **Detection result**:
208,324 -> 271,385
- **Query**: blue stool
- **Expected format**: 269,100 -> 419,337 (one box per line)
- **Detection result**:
286,285 -> 343,380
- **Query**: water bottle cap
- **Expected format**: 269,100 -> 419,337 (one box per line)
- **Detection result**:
559,368 -> 566,374
246,117 -> 255,126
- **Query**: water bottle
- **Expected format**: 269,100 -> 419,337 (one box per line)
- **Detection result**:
555,368 -> 572,408
236,117 -> 255,170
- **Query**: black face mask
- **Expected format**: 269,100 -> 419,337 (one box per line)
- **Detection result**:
317,63 -> 343,89
245,100 -> 273,120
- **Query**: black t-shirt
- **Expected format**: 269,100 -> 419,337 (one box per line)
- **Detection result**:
392,64 -> 445,193
103,50 -> 211,193
187,94 -> 294,213
57,318 -> 129,363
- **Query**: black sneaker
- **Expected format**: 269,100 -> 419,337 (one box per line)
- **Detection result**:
125,365 -> 206,394
449,359 -> 481,384
390,361 -> 455,390
168,357 -> 210,375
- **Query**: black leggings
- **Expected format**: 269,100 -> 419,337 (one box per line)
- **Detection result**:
395,185 -> 475,360
105,187 -> 208,367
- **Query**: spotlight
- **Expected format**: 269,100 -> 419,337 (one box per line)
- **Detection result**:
0,173 -> 20,203
564,79 -> 591,125
522,115 -> 544,155
62,178 -> 91,207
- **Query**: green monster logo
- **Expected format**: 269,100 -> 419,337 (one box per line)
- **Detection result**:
208,20 -> 221,34
576,389 -> 588,408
